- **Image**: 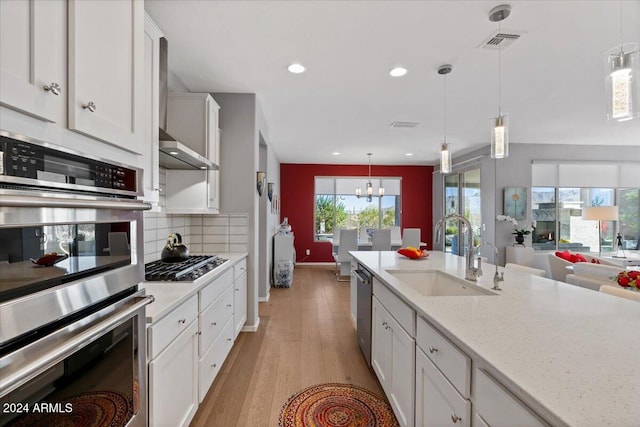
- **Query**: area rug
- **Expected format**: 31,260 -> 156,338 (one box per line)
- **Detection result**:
279,383 -> 399,427
9,390 -> 132,427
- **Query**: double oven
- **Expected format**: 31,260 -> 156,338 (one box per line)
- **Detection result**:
0,131 -> 153,427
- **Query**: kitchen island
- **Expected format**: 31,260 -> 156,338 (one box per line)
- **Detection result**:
351,250 -> 639,427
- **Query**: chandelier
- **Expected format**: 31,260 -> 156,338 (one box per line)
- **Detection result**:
355,153 -> 384,202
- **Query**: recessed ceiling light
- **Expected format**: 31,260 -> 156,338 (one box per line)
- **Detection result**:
405,153 -> 414,156
332,152 -> 340,155
169,151 -> 179,155
288,63 -> 306,74
389,67 -> 408,77
200,166 -> 207,169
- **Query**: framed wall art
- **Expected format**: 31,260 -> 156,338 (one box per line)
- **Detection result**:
504,187 -> 527,220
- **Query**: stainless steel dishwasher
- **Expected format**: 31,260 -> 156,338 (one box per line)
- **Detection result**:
355,265 -> 372,366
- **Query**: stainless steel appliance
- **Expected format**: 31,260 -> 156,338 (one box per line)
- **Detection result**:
0,132 -> 153,427
145,255 -> 227,281
355,265 -> 372,366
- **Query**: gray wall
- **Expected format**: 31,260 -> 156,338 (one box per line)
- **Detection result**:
433,144 -> 640,266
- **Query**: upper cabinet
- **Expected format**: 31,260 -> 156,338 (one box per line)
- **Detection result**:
0,0 -> 145,157
68,0 -> 144,154
165,93 -> 221,214
0,0 -> 67,124
142,14 -> 163,209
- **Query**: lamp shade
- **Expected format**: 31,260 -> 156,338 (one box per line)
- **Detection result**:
582,206 -> 619,221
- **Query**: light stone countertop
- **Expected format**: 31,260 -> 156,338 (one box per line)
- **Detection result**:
142,253 -> 248,323
350,250 -> 640,427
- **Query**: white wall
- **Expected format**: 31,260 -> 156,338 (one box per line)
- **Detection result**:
433,144 -> 640,266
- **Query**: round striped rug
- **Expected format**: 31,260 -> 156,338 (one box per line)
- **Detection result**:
279,383 -> 399,427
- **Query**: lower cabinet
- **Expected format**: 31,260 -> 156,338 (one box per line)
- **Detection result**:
147,295 -> 199,427
199,316 -> 234,400
233,259 -> 247,338
372,296 -> 415,427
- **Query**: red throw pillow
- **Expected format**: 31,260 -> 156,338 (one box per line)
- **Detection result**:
590,259 -> 600,264
569,253 -> 587,263
555,250 -> 572,262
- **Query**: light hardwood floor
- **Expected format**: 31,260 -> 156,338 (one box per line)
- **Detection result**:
190,265 -> 383,427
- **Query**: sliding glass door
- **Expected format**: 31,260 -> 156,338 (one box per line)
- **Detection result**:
442,168 -> 481,255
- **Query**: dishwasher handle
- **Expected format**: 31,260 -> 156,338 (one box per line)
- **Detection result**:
354,269 -> 370,284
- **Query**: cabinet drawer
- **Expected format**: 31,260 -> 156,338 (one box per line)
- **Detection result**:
373,277 -> 415,337
473,368 -> 547,427
198,316 -> 234,402
199,285 -> 234,355
416,347 -> 470,427
200,268 -> 233,310
148,295 -> 198,360
233,259 -> 247,280
416,316 -> 470,398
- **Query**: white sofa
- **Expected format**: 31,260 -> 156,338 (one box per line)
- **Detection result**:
565,263 -> 622,291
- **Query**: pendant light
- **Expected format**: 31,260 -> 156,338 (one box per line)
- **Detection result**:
355,153 -> 383,202
489,4 -> 511,159
605,1 -> 639,122
438,64 -> 452,174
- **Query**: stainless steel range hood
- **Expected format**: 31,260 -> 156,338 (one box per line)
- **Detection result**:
158,37 -> 217,170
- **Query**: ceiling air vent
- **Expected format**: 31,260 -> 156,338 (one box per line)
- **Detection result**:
389,121 -> 419,128
480,30 -> 524,50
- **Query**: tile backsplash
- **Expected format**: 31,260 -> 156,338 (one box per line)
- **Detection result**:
143,168 -> 248,263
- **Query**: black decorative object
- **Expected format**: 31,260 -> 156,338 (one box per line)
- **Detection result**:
267,182 -> 275,201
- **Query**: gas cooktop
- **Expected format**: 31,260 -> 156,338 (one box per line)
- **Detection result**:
144,255 -> 228,281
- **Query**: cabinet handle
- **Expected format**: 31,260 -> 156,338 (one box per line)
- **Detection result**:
195,331 -> 201,336
211,363 -> 217,368
382,321 -> 388,326
451,413 -> 462,423
227,304 -> 232,308
178,318 -> 186,324
211,322 -> 217,326
227,338 -> 232,342
428,346 -> 438,354
43,82 -> 61,95
82,101 -> 96,112
235,288 -> 239,291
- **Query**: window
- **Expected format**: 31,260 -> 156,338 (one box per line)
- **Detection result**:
314,177 -> 401,241
442,168 -> 481,255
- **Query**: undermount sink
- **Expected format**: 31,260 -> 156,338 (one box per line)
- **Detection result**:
385,270 -> 498,297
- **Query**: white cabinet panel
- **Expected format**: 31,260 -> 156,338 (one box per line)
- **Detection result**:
0,0 -> 66,124
148,320 -> 198,427
233,271 -> 247,338
416,347 -> 470,427
198,316 -> 234,402
68,0 -> 144,154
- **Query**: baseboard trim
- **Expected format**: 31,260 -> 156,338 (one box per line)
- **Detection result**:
258,292 -> 270,303
241,317 -> 260,333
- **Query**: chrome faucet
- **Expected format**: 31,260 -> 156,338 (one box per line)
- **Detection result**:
476,242 -> 504,290
435,213 -> 479,281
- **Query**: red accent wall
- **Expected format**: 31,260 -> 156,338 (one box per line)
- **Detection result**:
280,164 -> 434,262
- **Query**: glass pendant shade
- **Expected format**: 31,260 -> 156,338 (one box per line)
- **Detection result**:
491,114 -> 509,159
440,142 -> 452,174
355,187 -> 361,197
605,44 -> 639,121
378,187 -> 385,197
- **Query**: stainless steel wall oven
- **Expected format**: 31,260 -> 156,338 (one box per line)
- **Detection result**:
0,131 -> 153,427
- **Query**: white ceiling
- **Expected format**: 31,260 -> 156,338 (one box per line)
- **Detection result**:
145,0 -> 640,165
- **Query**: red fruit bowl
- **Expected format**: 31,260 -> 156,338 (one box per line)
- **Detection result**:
397,248 -> 429,259
31,253 -> 68,267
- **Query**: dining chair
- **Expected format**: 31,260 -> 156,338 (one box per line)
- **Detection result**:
387,226 -> 401,243
334,229 -> 358,281
546,253 -> 572,282
371,229 -> 391,251
402,228 -> 421,248
599,285 -> 640,302
359,227 -> 370,243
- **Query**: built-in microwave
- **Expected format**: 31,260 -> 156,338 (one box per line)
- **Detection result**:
0,130 -> 141,198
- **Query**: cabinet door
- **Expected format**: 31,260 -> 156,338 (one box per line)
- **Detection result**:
68,0 -> 144,154
371,297 -> 391,389
206,98 -> 220,211
233,271 -> 247,338
388,312 -> 415,427
149,320 -> 198,427
142,14 -> 161,207
415,348 -> 470,427
0,0 -> 66,124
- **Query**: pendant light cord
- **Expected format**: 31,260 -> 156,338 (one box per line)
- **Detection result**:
498,21 -> 502,116
443,73 -> 447,143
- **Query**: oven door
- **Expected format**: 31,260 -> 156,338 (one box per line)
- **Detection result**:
0,291 -> 153,427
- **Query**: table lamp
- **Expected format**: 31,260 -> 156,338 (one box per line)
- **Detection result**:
582,206 -> 618,257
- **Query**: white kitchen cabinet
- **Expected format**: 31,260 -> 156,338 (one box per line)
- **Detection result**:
233,259 -> 247,338
68,0 -> 144,154
0,0 -> 66,124
415,347 -> 471,427
142,13 -> 162,208
148,296 -> 199,427
371,296 -> 415,427
165,92 -> 221,214
199,316 -> 234,401
350,257 -> 357,323
473,368 -> 547,427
